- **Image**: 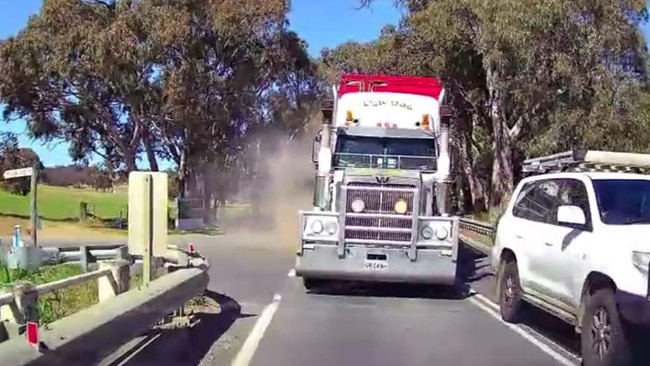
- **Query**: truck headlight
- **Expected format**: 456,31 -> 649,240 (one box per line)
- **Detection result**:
420,226 -> 434,240
435,226 -> 448,240
394,199 -> 408,214
418,220 -> 452,242
311,219 -> 324,234
325,221 -> 338,235
351,198 -> 365,213
303,214 -> 338,240
632,251 -> 650,274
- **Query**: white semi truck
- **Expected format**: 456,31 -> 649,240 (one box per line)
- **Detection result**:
295,73 -> 460,290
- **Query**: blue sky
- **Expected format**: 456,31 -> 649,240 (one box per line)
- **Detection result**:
0,0 -> 402,168
0,0 -> 648,167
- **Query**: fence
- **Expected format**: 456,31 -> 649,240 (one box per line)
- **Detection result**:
458,217 -> 495,255
0,245 -> 209,366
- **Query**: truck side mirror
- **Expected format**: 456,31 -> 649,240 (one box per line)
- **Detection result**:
321,100 -> 334,121
311,132 -> 322,167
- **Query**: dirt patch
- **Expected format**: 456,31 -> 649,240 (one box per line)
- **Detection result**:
0,216 -> 126,240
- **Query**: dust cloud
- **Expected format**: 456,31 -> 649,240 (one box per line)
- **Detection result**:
218,124 -> 319,252
258,134 -> 315,250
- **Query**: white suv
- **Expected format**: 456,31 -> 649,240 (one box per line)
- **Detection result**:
491,171 -> 650,366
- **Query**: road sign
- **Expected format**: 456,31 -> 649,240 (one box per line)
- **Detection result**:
3,167 -> 34,179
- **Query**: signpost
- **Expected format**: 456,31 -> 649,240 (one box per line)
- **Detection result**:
2,165 -> 39,247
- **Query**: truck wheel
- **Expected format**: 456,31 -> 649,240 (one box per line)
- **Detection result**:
302,277 -> 322,292
580,287 -> 631,366
498,260 -> 525,323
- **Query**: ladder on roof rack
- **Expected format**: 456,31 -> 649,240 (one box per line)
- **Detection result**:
522,150 -> 650,175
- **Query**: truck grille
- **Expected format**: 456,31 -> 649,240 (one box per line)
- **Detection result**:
344,182 -> 416,243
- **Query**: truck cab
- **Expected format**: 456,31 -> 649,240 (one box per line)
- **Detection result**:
295,74 -> 460,290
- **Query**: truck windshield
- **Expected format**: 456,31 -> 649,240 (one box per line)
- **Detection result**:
333,135 -> 436,170
592,179 -> 650,225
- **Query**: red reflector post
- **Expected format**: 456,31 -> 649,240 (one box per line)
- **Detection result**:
188,243 -> 195,254
26,321 -> 39,346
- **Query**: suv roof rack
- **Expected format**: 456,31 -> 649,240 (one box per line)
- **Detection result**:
522,150 -> 650,175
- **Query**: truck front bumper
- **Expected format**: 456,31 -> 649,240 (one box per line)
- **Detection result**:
295,244 -> 457,285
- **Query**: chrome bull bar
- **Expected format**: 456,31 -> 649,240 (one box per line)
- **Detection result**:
338,184 -> 420,261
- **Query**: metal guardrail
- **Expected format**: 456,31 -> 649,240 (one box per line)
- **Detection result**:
35,268 -> 112,295
0,245 -> 210,366
458,217 -> 495,236
3,244 -> 131,273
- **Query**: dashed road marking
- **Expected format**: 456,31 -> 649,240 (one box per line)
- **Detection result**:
468,291 -> 578,366
231,294 -> 282,366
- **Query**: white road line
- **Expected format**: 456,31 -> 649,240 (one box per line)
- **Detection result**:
468,295 -> 577,366
287,268 -> 296,277
468,289 -> 499,311
230,294 -> 282,366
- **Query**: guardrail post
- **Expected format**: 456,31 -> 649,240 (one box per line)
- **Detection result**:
98,260 -> 131,302
80,245 -> 89,272
12,282 -> 38,324
0,298 -> 21,324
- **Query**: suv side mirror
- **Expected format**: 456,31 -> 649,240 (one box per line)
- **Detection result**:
311,132 -> 322,166
557,205 -> 586,226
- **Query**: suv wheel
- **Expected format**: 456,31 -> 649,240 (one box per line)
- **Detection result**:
580,287 -> 631,366
498,259 -> 525,323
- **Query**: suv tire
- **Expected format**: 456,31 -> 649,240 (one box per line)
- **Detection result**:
580,287 -> 632,366
498,259 -> 525,323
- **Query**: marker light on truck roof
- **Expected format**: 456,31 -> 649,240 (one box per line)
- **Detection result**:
420,114 -> 431,130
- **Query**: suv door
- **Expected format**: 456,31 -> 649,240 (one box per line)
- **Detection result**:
510,178 -> 565,296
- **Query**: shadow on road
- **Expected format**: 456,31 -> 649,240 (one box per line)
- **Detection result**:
115,290 -> 256,366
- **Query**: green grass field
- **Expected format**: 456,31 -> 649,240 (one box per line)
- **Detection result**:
0,184 -> 250,237
0,185 -> 128,221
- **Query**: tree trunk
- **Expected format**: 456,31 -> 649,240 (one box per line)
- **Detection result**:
177,149 -> 188,199
490,120 -> 515,208
454,111 -> 489,212
486,67 -> 515,208
142,130 -> 159,171
123,150 -> 137,172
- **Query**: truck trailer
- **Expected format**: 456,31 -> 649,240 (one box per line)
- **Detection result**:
295,74 -> 460,290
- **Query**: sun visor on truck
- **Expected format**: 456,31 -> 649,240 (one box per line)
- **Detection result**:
338,126 -> 436,139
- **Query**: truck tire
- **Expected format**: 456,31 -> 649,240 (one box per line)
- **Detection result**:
302,277 -> 322,292
498,259 -> 525,323
580,287 -> 632,366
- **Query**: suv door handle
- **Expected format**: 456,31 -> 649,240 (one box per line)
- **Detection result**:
544,242 -> 553,246
515,234 -> 524,239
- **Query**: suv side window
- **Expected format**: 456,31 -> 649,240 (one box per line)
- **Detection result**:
512,179 -> 562,224
557,179 -> 592,231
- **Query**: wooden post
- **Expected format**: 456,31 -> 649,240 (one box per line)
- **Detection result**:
30,164 -> 39,248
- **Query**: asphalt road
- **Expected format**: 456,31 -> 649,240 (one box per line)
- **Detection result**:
4,232 -> 587,366
98,232 -> 584,366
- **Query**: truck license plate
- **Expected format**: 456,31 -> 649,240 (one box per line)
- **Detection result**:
363,260 -> 387,271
